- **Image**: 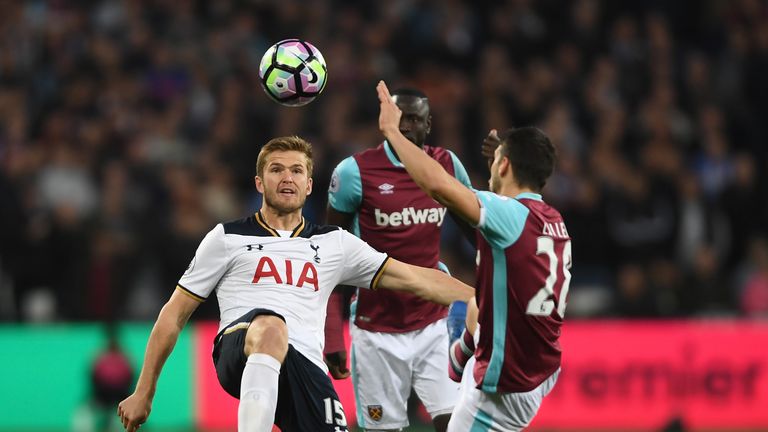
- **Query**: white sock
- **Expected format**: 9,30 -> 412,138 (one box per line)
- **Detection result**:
238,353 -> 282,432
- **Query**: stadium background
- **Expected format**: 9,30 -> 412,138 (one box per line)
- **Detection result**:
1,0 -> 767,431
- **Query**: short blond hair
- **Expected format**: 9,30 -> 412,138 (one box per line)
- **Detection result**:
256,136 -> 314,177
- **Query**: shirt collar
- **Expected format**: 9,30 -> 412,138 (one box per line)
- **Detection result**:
515,192 -> 543,201
383,140 -> 404,168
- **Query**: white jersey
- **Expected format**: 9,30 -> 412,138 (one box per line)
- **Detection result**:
178,212 -> 390,372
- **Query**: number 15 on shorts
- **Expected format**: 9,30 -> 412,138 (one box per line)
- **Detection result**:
324,397 -> 348,430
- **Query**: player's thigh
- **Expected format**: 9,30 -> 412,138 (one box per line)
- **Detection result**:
244,314 -> 288,360
448,384 -> 523,432
447,356 -> 481,432
212,308 -> 286,398
275,345 -> 349,432
412,318 -> 461,417
494,369 -> 560,430
350,324 -> 412,430
448,362 -> 557,432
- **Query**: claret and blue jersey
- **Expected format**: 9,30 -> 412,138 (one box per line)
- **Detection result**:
328,141 -> 472,333
472,191 -> 571,393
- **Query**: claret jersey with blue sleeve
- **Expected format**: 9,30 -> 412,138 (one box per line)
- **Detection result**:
328,141 -> 472,333
472,191 -> 571,393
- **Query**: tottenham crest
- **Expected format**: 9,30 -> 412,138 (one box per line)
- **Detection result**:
309,241 -> 321,263
367,405 -> 383,421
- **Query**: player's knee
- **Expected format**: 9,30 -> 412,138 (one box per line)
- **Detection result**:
244,315 -> 288,361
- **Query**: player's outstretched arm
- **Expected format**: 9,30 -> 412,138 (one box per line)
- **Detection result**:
376,259 -> 474,306
118,288 -> 200,432
377,80 -> 481,226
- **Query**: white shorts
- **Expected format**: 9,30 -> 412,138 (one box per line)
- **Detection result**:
350,318 -> 461,430
447,357 -> 559,432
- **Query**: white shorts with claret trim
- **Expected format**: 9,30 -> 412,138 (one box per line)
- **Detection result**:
350,318 -> 460,430
447,357 -> 560,432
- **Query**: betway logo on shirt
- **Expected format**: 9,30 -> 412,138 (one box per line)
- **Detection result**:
374,207 -> 448,227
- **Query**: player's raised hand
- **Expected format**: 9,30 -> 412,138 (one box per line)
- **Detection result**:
482,129 -> 501,169
324,350 -> 351,379
118,393 -> 152,432
377,80 -> 402,137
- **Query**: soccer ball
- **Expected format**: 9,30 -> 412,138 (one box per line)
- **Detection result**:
258,39 -> 328,107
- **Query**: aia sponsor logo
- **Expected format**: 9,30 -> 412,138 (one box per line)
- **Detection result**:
251,256 -> 319,291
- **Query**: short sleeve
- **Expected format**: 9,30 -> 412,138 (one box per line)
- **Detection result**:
328,156 -> 362,214
437,261 -> 451,275
337,230 -> 389,289
475,190 -> 529,249
448,150 -> 473,188
177,224 -> 229,300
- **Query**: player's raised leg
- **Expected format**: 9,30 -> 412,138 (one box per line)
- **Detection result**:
239,314 -> 288,432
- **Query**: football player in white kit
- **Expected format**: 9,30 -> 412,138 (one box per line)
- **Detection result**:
117,136 -> 475,432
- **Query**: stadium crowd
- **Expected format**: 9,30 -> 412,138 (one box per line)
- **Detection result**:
0,0 -> 767,322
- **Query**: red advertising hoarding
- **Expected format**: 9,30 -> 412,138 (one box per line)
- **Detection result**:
194,321 -> 768,430
532,321 -> 768,430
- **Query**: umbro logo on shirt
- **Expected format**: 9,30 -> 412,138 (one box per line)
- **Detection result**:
378,183 -> 394,194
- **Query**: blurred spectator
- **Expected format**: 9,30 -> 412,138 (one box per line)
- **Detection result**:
0,0 -> 767,321
614,263 -> 658,317
92,327 -> 134,410
73,325 -> 134,432
676,173 -> 729,272
604,171 -> 678,265
721,154 -> 766,268
647,259 -> 684,316
682,244 -> 733,315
